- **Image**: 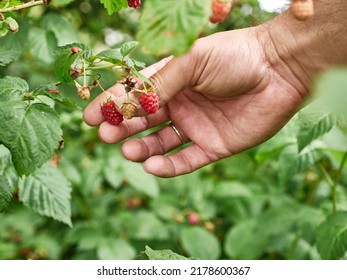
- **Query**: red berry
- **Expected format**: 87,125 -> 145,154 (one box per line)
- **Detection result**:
188,212 -> 200,225
128,0 -> 141,9
71,47 -> 81,54
101,100 -> 124,125
49,89 -> 59,94
138,91 -> 159,114
210,0 -> 232,24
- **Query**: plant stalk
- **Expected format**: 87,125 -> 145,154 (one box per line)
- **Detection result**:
0,0 -> 45,13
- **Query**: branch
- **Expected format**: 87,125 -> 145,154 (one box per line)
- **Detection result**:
0,0 -> 45,13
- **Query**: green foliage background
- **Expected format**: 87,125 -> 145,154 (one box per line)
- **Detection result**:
1,0 -> 347,260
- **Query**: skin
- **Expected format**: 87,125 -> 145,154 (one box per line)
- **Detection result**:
84,0 -> 347,177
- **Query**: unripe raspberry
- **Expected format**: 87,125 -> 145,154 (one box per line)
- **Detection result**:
121,103 -> 137,119
187,212 -> 200,225
71,47 -> 81,54
70,67 -> 82,79
77,87 -> 91,100
210,0 -> 233,24
291,0 -> 314,21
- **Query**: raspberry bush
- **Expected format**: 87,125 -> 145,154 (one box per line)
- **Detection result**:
1,0 -> 347,261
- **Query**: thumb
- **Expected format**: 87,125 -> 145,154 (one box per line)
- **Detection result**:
149,50 -> 195,109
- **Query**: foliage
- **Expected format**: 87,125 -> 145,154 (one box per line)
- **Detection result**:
0,0 -> 347,261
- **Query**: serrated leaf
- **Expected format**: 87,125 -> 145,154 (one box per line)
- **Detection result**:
0,76 -> 28,101
278,143 -> 325,184
28,27 -> 58,64
18,162 -> 72,226
127,211 -> 169,240
316,211 -> 347,260
100,0 -> 128,15
145,246 -> 197,260
0,0 -> 22,8
138,0 -> 211,56
0,102 -> 62,176
297,109 -> 337,151
120,41 -> 139,57
180,226 -> 221,260
54,43 -> 92,83
32,84 -> 80,109
0,176 -> 12,212
89,48 -> 123,64
123,162 -> 159,197
0,18 -> 28,52
224,220 -> 268,260
97,238 -> 136,260
0,46 -> 21,66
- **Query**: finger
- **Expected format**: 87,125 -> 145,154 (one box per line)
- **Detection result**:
121,123 -> 189,161
83,56 -> 173,126
142,144 -> 220,178
98,107 -> 170,144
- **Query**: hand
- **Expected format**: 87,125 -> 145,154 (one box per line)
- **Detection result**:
84,27 -> 304,177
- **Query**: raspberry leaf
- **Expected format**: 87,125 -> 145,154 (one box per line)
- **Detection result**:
145,246 -> 198,260
120,41 -> 139,57
0,176 -> 12,213
88,48 -> 123,64
0,102 -> 62,176
138,0 -> 211,56
316,211 -> 347,259
0,76 -> 28,101
100,0 -> 128,15
0,46 -> 21,66
18,162 -> 72,226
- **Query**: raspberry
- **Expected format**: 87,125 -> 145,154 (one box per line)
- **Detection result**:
209,0 -> 232,24
101,100 -> 124,125
71,47 -> 81,54
49,89 -> 59,94
77,87 -> 91,100
128,0 -> 141,9
291,0 -> 314,21
187,212 -> 200,225
138,91 -> 159,114
121,102 -> 137,119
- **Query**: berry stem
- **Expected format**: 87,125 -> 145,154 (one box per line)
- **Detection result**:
86,64 -> 123,71
0,0 -> 45,13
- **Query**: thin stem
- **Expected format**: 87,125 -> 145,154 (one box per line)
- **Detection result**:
318,163 -> 336,212
0,0 -> 45,13
86,64 -> 122,71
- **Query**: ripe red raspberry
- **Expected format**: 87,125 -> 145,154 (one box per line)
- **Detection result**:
187,212 -> 200,225
138,91 -> 159,114
128,0 -> 141,9
71,47 -> 81,54
101,100 -> 124,125
209,0 -> 232,24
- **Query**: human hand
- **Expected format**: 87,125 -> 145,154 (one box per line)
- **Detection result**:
84,26 -> 305,177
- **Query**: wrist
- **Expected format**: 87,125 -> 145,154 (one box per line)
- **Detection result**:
258,0 -> 347,97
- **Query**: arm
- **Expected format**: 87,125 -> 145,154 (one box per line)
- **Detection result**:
84,0 -> 347,177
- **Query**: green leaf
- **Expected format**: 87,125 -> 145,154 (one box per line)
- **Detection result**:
138,0 -> 211,56
0,176 -> 12,212
42,13 -> 79,46
0,18 -> 28,52
180,226 -> 221,260
0,102 -> 62,176
0,21 -> 9,37
100,0 -> 128,15
97,238 -> 136,260
0,0 -> 22,8
0,76 -> 28,102
54,43 -> 92,83
32,84 -> 80,109
316,211 -> 347,260
145,246 -> 197,260
123,162 -> 159,197
18,162 -> 72,226
127,211 -> 169,240
120,41 -> 139,57
278,142 -> 325,184
51,0 -> 75,6
0,46 -> 21,66
28,27 -> 58,64
224,220 -> 268,259
297,108 -> 337,151
90,48 -> 123,64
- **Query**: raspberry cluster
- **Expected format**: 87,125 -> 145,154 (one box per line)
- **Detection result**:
128,0 -> 141,9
